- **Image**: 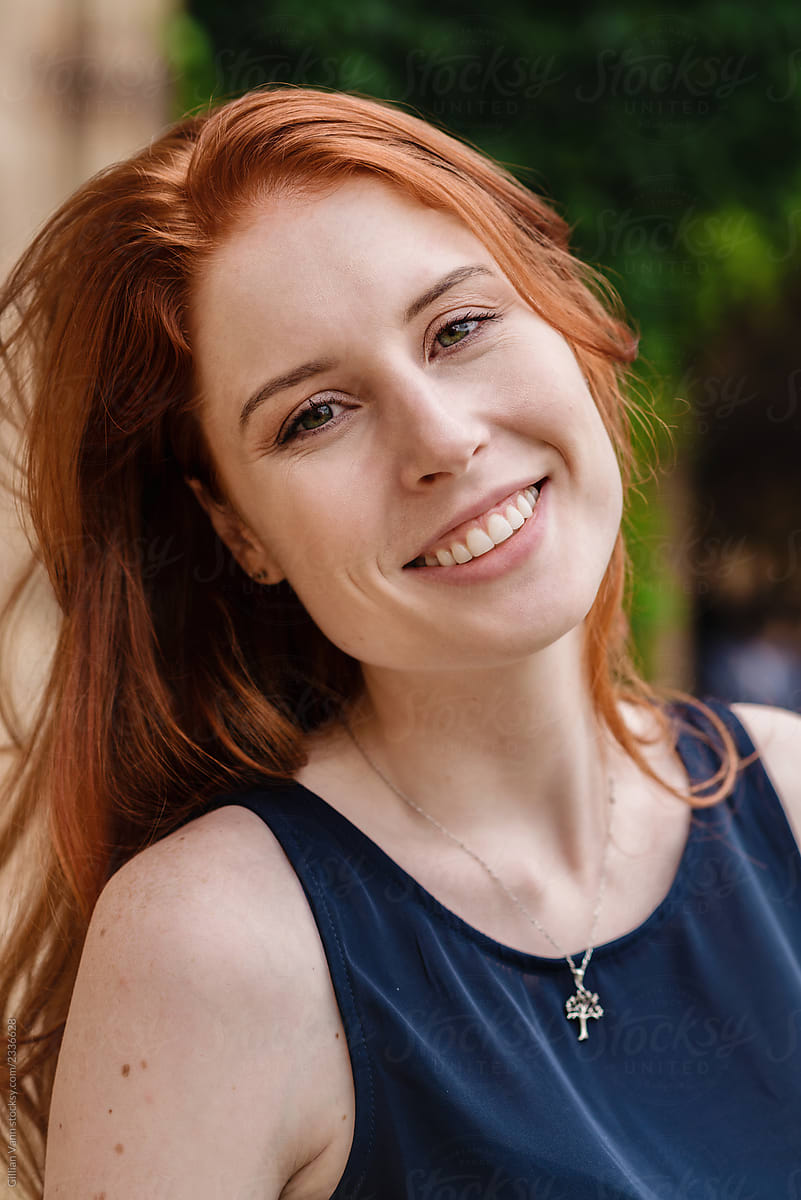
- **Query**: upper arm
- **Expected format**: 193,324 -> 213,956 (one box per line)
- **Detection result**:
730,702 -> 801,852
44,808 -> 321,1199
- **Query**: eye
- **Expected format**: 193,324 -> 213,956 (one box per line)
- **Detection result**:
278,397 -> 345,444
432,310 -> 500,353
278,308 -> 501,445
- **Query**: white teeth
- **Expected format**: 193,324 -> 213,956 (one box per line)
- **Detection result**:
413,481 -> 543,568
465,527 -> 495,557
486,513 -> 515,544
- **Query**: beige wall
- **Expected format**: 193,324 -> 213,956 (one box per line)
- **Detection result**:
1,0 -> 175,276
0,0 -> 176,730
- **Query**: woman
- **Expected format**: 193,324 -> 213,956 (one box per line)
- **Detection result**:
1,85 -> 799,1199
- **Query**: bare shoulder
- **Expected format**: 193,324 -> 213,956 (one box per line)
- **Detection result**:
729,702 -> 801,850
44,803 -> 340,1199
100,802 -> 321,998
112,801 -> 304,917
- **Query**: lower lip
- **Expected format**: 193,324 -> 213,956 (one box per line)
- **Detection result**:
404,479 -> 549,586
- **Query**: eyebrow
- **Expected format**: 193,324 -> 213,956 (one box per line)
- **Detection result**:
238,263 -> 496,433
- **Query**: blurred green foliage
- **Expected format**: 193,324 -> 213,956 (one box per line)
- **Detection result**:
164,1 -> 801,680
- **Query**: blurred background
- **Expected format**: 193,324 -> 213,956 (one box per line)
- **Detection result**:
2,0 -> 800,709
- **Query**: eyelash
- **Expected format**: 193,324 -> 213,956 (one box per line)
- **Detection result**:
277,309 -> 501,445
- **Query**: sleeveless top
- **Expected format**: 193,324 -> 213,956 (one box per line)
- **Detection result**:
198,698 -> 801,1197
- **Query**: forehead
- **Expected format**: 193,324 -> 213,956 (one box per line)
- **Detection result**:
190,176 -> 497,326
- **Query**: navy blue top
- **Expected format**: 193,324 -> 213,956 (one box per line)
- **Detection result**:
199,699 -> 801,1197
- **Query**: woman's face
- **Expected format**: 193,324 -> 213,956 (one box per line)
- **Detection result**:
189,175 -> 623,671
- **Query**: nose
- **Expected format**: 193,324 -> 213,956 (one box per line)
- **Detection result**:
385,369 -> 491,490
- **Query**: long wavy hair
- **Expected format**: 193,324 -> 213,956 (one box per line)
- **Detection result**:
0,84 -> 742,1196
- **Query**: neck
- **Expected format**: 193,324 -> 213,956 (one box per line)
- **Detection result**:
341,627 -> 617,879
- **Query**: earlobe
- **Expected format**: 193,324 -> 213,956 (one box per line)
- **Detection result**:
184,476 -> 285,585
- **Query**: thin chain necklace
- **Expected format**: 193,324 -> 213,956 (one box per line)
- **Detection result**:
342,719 -> 616,1042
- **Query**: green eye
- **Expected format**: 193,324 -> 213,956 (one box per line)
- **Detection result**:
433,310 -> 499,352
436,320 -> 475,348
280,399 -> 343,444
279,309 -> 501,446
294,402 -> 334,433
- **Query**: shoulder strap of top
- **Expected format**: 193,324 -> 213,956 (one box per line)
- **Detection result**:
196,781 -> 379,1194
671,696 -> 801,879
669,695 -> 761,801
677,695 -> 761,755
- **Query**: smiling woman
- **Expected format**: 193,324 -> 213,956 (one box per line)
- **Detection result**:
184,175 -> 625,666
0,85 -> 799,1200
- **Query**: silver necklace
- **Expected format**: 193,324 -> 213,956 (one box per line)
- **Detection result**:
342,719 -> 615,1042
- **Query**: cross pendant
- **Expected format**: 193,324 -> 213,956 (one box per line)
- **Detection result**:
565,982 -> 603,1041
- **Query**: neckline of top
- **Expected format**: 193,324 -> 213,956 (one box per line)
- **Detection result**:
278,701 -> 732,971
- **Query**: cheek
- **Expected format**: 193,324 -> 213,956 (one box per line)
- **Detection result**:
596,449 -> 625,563
595,410 -> 625,503
261,492 -> 373,593
592,423 -> 624,520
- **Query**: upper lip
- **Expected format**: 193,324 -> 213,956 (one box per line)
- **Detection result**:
406,475 -> 547,563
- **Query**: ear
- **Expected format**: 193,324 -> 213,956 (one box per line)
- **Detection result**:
185,477 -> 285,585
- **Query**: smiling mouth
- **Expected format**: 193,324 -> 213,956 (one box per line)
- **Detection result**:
403,477 -> 548,569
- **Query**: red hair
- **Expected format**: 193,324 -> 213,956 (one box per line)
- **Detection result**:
0,85 -> 741,1196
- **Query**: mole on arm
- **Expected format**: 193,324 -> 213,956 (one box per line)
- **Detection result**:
140,1059 -> 147,1068
121,1063 -> 130,1076
114,1143 -> 124,1154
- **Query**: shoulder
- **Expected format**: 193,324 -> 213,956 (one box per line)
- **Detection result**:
97,802 -> 317,991
107,801 -> 303,933
729,702 -> 801,850
97,799 -> 335,1053
45,803 -> 331,1196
